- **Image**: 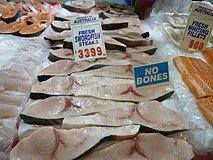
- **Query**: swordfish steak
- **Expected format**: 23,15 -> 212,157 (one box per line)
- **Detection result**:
38,59 -> 131,81
63,100 -> 189,132
20,96 -> 135,125
74,84 -> 174,102
9,125 -> 140,160
30,76 -> 133,99
79,133 -> 194,160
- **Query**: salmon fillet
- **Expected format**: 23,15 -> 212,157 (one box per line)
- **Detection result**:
197,96 -> 213,126
182,73 -> 213,99
203,48 -> 213,64
173,56 -> 213,75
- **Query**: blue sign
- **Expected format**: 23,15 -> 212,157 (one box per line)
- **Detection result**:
134,62 -> 169,89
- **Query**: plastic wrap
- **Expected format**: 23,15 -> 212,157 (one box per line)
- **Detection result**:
140,3 -> 213,154
0,118 -> 17,160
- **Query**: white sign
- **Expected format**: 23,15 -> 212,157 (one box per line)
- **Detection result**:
180,4 -> 213,51
70,14 -> 107,61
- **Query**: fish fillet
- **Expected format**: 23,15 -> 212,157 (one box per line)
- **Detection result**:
173,56 -> 213,75
38,59 -> 131,81
44,30 -> 72,42
20,96 -> 135,125
74,84 -> 174,102
30,75 -> 133,99
79,133 -> 194,160
102,17 -> 140,28
182,73 -> 213,99
9,125 -> 140,160
165,13 -> 188,28
0,92 -> 23,106
126,46 -> 157,55
72,65 -> 134,79
63,100 -> 189,131
197,96 -> 213,126
203,48 -> 213,64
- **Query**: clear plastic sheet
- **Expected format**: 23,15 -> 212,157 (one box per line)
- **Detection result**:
140,1 -> 213,154
0,34 -> 50,158
0,118 -> 17,160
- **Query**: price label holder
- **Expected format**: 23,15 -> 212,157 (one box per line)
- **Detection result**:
180,4 -> 213,52
70,14 -> 107,61
133,62 -> 170,91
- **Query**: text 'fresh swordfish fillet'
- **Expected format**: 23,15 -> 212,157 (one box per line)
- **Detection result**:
20,96 -> 135,125
79,133 -> 194,160
38,59 -> 131,81
10,125 -> 140,160
63,100 -> 189,132
72,65 -> 134,79
75,84 -> 174,102
30,76 -> 133,99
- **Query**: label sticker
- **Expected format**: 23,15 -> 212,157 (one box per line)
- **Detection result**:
180,4 -> 213,51
70,14 -> 107,61
133,62 -> 170,91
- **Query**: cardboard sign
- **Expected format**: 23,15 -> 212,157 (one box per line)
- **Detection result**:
70,14 -> 107,61
180,4 -> 213,51
134,62 -> 170,91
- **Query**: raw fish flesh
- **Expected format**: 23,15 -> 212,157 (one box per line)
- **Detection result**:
197,96 -> 213,126
51,20 -> 70,32
173,56 -> 213,75
0,21 -> 27,34
62,0 -> 95,13
182,73 -> 213,99
25,0 -> 46,12
107,52 -> 161,66
112,36 -> 153,47
63,100 -> 189,131
30,75 -> 133,99
203,48 -> 213,64
44,30 -> 72,43
72,65 -> 134,79
38,59 -> 131,81
165,13 -> 188,28
126,46 -> 157,55
20,96 -> 135,125
75,84 -> 174,102
102,17 -> 140,28
79,133 -> 194,160
9,125 -> 140,160
104,36 -> 126,51
48,49 -> 74,62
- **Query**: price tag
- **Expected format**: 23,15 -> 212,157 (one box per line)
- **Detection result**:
70,14 -> 107,61
180,4 -> 213,51
133,62 -> 170,91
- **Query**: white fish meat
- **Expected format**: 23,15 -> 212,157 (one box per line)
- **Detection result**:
126,46 -> 157,55
0,92 -> 23,106
74,84 -> 174,102
38,59 -> 131,81
62,0 -> 95,13
48,49 -> 74,62
112,36 -> 153,47
31,75 -> 133,99
63,100 -> 189,131
102,17 -> 140,28
44,30 -> 72,42
72,65 -> 134,79
79,133 -> 194,160
104,36 -> 127,51
9,125 -> 140,160
107,52 -> 161,66
0,104 -> 20,119
51,20 -> 70,32
20,96 -> 135,125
